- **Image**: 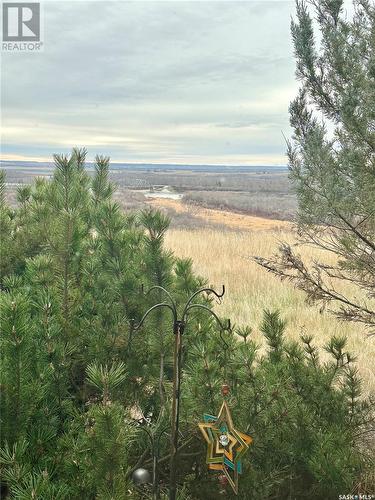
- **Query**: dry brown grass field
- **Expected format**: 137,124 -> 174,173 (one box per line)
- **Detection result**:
159,202 -> 375,395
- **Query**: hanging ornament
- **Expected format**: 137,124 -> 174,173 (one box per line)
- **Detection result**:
198,385 -> 252,495
132,467 -> 151,485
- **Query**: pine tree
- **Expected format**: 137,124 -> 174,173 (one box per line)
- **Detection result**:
256,0 -> 375,333
0,149 -> 374,499
0,171 -> 16,279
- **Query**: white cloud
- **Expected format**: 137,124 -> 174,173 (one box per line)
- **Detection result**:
1,0 -> 297,164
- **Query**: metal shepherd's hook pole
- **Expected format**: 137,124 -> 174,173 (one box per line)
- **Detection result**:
131,285 -> 231,500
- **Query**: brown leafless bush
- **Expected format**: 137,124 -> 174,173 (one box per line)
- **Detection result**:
182,190 -> 297,220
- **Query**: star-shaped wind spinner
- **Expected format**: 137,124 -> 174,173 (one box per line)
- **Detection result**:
198,400 -> 252,495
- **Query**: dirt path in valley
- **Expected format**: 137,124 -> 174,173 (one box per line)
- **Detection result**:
147,197 -> 292,231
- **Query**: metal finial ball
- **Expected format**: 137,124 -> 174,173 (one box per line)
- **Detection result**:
132,468 -> 151,485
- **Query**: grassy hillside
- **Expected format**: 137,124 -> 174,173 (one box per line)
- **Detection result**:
165,226 -> 375,395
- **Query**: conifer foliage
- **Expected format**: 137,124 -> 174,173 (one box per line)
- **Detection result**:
256,0 -> 375,333
0,150 -> 374,498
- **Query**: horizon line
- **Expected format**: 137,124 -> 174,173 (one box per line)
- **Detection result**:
0,158 -> 288,168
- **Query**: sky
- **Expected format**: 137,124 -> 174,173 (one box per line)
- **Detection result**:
1,0 -> 300,165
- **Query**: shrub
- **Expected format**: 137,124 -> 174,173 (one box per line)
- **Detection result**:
0,152 -> 373,499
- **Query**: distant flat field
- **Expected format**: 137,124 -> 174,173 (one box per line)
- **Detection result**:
149,199 -> 375,395
147,197 -> 290,231
2,161 -> 295,221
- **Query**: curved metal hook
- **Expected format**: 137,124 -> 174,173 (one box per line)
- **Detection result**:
131,302 -> 177,331
184,303 -> 232,367
215,296 -> 223,306
134,423 -> 170,454
182,285 -> 225,318
154,425 -> 170,450
135,422 -> 153,442
183,303 -> 231,333
141,284 -> 178,317
219,328 -> 230,352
